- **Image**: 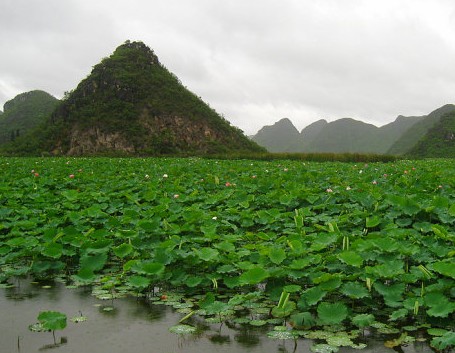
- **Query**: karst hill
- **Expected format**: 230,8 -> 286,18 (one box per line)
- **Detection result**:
5,41 -> 264,156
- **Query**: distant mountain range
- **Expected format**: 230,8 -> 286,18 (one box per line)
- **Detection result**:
251,104 -> 455,156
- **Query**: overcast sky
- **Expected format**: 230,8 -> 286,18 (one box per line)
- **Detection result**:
1,0 -> 455,134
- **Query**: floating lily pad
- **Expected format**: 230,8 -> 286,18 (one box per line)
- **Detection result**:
249,319 -> 268,326
28,323 -> 48,332
427,328 -> 449,336
267,327 -> 298,340
310,343 -> 339,353
326,335 -> 354,347
304,330 -> 335,340
70,315 -> 87,323
169,324 -> 197,335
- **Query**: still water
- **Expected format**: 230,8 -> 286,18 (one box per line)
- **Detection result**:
1,280 -> 436,353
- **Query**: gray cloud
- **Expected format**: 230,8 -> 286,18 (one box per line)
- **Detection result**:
1,0 -> 454,134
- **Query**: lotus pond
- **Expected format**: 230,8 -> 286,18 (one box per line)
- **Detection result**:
0,157 -> 454,352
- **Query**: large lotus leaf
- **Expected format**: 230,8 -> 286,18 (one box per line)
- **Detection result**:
140,261 -> 165,275
449,203 -> 455,217
239,267 -> 269,285
42,243 -> 63,259
351,314 -> 375,328
340,282 -> 369,299
283,284 -> 302,293
204,301 -> 231,315
289,255 -> 321,269
214,241 -> 236,253
431,331 -> 455,350
317,302 -> 348,325
337,251 -> 363,267
195,247 -> 219,262
424,292 -> 455,317
426,302 -> 455,318
431,261 -> 455,279
268,247 -> 286,265
185,276 -> 203,287
365,260 -> 404,279
427,328 -> 449,336
61,189 -> 79,201
389,308 -> 408,321
365,216 -> 381,228
302,286 -> 327,306
314,274 -> 342,291
372,238 -> 399,252
128,275 -> 151,289
310,233 -> 339,251
80,253 -> 107,271
373,282 -> 405,307
290,311 -> 316,328
272,301 -> 296,318
113,243 -> 133,258
38,311 -> 67,331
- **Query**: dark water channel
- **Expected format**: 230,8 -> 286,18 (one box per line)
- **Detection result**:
1,280 -> 437,353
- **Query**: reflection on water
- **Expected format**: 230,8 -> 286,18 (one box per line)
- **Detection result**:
0,280 -> 438,353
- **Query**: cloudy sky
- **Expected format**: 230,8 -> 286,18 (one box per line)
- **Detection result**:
1,0 -> 455,135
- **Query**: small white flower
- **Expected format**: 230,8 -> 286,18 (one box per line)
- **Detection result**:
326,188 -> 333,193
163,174 -> 168,178
212,216 -> 217,220
144,174 -> 150,179
346,186 -> 351,191
173,194 -> 179,198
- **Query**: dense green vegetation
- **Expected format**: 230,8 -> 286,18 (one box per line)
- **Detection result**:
388,104 -> 455,155
0,90 -> 58,145
408,111 -> 455,158
0,157 -> 454,351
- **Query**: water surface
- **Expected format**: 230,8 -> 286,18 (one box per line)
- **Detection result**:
0,280 -> 436,353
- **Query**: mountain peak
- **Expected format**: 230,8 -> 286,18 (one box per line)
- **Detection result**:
251,118 -> 300,152
13,41 -> 264,156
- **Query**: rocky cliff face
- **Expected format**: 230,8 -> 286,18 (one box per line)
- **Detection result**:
65,127 -> 135,155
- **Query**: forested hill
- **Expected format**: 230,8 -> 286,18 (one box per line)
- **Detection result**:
407,110 -> 455,157
0,90 -> 58,145
4,41 -> 264,156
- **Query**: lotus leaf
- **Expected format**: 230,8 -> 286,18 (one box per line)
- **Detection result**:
169,324 -> 197,335
317,302 -> 348,325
